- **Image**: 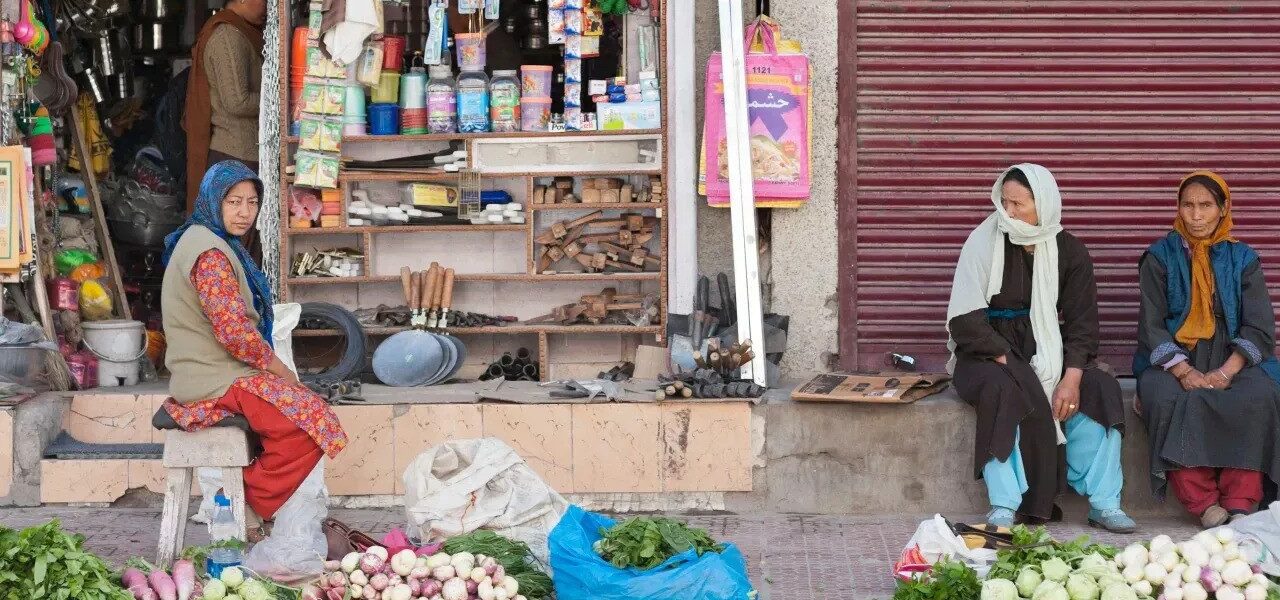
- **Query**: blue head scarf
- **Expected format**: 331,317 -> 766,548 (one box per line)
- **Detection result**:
163,160 -> 274,347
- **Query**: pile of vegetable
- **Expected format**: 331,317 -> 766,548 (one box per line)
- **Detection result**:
312,545 -> 535,600
441,531 -> 553,599
198,565 -> 289,600
121,559 -> 200,600
0,520 -> 133,600
592,516 -> 726,570
894,559 -> 983,600
978,528 -> 1278,600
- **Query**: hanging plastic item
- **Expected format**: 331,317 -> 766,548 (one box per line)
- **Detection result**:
69,262 -> 105,283
78,279 -> 114,321
54,248 -> 97,276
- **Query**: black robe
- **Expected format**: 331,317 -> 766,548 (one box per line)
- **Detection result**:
1136,251 -> 1280,499
950,231 -> 1124,520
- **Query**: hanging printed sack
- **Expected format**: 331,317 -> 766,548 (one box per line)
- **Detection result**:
699,16 -> 811,208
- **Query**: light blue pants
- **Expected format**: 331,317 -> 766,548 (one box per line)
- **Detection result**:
983,413 -> 1123,511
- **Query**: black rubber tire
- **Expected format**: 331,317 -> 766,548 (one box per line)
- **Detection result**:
297,302 -> 368,383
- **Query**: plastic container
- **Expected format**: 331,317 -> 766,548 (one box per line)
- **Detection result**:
82,319 -> 144,387
521,97 -> 552,132
400,107 -> 427,134
382,35 -> 406,71
456,70 -> 491,133
400,69 -> 427,109
489,69 -> 521,133
371,70 -> 401,104
0,346 -> 48,386
344,84 -> 366,118
520,65 -> 553,97
455,32 -> 487,72
206,493 -> 244,579
368,103 -> 400,135
426,66 -> 457,134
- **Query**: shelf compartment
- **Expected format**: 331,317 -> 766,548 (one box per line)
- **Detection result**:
285,272 -> 661,285
285,224 -> 526,235
293,324 -> 664,337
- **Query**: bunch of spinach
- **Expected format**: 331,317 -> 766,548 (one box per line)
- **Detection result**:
985,525 -> 1117,581
0,520 -> 132,600
892,559 -> 982,600
595,516 -> 725,570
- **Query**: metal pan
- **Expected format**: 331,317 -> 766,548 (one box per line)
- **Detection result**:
372,270 -> 445,386
433,268 -> 468,383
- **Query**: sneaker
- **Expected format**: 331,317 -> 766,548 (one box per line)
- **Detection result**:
1088,508 -> 1137,533
985,507 -> 1016,528
1201,504 -> 1230,529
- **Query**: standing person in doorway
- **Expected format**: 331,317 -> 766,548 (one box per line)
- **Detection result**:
946,164 -> 1136,532
185,0 -> 266,256
1134,171 -> 1280,528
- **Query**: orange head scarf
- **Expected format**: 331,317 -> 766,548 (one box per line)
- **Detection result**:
1172,170 -> 1236,348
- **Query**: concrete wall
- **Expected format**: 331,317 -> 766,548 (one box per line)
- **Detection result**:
694,1 -> 841,377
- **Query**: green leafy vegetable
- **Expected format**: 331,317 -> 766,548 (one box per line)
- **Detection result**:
893,559 -> 982,600
0,520 -> 133,600
987,525 -> 1118,582
441,530 -> 553,600
595,516 -> 725,570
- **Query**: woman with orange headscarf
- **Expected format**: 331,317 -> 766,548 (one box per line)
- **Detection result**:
1135,171 -> 1280,528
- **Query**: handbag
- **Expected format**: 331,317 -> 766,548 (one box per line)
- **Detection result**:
321,517 -> 381,560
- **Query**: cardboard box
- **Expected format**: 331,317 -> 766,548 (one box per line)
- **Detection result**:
791,372 -> 950,404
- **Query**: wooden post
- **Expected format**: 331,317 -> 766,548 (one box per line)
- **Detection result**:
66,106 -> 131,319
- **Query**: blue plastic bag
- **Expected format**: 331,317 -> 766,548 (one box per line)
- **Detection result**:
549,505 -> 756,600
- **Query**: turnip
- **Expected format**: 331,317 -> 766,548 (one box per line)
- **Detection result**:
323,560 -> 341,572
1164,575 -> 1183,593
466,579 -> 479,595
341,553 -> 362,574
493,588 -> 510,600
408,579 -> 423,596
362,586 -> 376,600
477,579 -> 496,600
1182,582 -> 1208,600
1133,580 -> 1153,597
1158,552 -> 1180,572
361,554 -> 385,576
1218,528 -> 1237,544
1145,562 -> 1169,584
326,590 -> 344,600
1016,567 -> 1044,597
1123,544 -> 1150,569
1123,564 -> 1145,584
1042,558 -> 1071,583
349,585 -> 363,597
1065,573 -> 1099,600
514,596 -> 527,600
366,546 -> 389,562
300,584 -> 323,600
327,572 -> 348,589
1246,584 -> 1268,600
432,565 -> 456,581
500,576 -> 518,596
1200,567 -> 1222,592
390,549 -> 417,577
492,565 -> 506,583
449,552 -> 476,574
1101,583 -> 1137,600
1224,560 -> 1254,587
1152,535 -> 1177,555
1219,584 -> 1244,600
1253,573 -> 1270,588
388,574 -> 402,587
1183,566 -> 1201,584
1211,556 -> 1228,572
350,570 -> 368,586
441,577 -> 468,600
425,553 -> 452,569
1164,588 -> 1185,600
421,579 -> 443,597
410,566 -> 431,580
1225,542 -> 1242,561
388,583 -> 413,600
369,573 -> 389,592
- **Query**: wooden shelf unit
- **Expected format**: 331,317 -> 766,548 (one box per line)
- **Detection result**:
274,0 -> 671,382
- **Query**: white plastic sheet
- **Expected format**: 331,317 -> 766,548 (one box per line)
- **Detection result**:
894,515 -> 998,579
403,437 -> 568,567
243,459 -> 330,583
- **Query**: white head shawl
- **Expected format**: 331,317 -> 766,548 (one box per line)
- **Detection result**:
946,163 -> 1066,443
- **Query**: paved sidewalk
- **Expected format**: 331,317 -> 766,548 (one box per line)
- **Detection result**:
0,506 -> 1201,599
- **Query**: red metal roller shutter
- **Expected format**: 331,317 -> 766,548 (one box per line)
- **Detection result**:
838,0 -> 1280,373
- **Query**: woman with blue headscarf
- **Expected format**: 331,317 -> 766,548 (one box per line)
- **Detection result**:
1136,171 -> 1280,528
160,160 -> 346,534
947,164 -> 1134,532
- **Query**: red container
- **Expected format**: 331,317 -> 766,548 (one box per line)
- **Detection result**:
66,351 -> 98,390
49,277 -> 78,311
382,35 -> 406,71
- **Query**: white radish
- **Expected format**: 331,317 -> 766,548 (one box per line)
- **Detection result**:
1134,580 -> 1154,597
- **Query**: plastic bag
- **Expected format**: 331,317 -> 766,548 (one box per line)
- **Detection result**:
548,505 -> 755,600
78,279 -> 114,321
892,515 -> 998,580
242,459 -> 329,584
272,303 -> 301,376
69,262 -> 105,283
55,248 -> 97,276
403,438 -> 568,566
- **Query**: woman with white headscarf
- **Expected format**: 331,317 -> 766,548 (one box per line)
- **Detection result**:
947,164 -> 1135,532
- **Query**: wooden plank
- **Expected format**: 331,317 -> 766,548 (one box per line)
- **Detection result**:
222,467 -> 248,541
155,468 -> 192,568
67,106 -> 130,319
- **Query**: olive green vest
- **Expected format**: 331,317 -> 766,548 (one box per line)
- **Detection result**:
161,225 -> 262,403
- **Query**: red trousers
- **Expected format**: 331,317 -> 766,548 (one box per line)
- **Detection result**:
1168,467 -> 1263,516
215,386 -> 323,520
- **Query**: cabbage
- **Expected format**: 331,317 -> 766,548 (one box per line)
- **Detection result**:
1080,554 -> 1110,571
1101,583 -> 1138,600
1067,573 -> 1101,600
1018,567 -> 1045,597
982,578 -> 1020,600
1098,573 -> 1128,591
238,579 -> 273,600
1042,557 -> 1072,582
1034,581 -> 1070,600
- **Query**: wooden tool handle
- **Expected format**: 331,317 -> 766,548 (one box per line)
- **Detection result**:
442,269 -> 456,311
422,266 -> 438,312
410,271 -> 422,312
400,266 -> 413,306
430,267 -> 445,311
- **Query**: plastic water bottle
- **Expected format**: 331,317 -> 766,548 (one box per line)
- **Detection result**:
206,493 -> 243,578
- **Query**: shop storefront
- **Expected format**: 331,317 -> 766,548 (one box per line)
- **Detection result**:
837,1 -> 1280,372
